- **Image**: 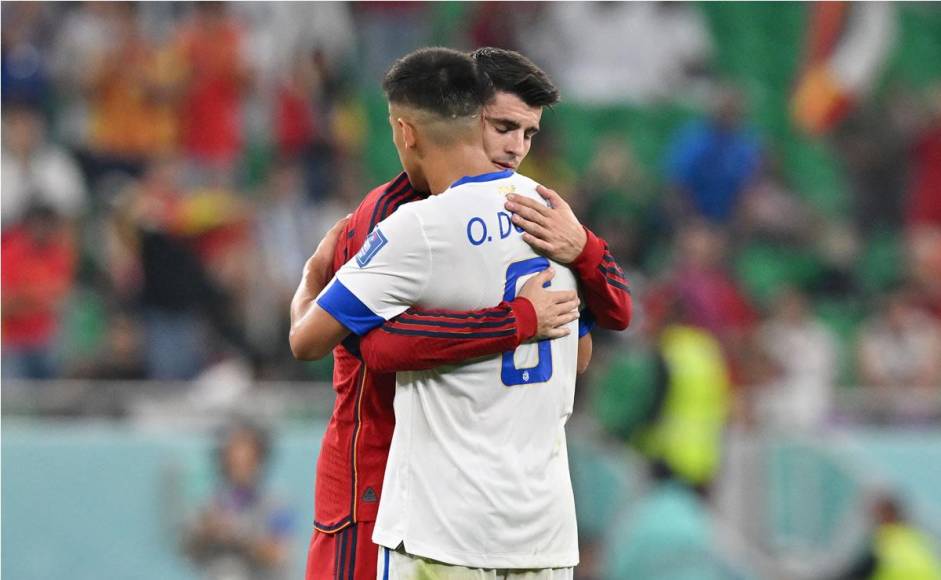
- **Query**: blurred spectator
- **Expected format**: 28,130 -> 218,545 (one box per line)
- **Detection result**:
468,2 -> 538,51
856,288 -> 941,388
1,2 -> 54,107
739,159 -> 817,246
111,183 -> 208,380
72,312 -> 147,381
907,227 -> 941,321
249,158 -> 317,362
272,54 -> 320,160
524,2 -> 712,104
665,87 -> 763,226
598,290 -> 735,577
272,48 -> 341,203
592,344 -> 668,444
1,205 -> 77,379
904,85 -> 941,319
619,288 -> 733,494
81,2 -> 181,183
234,2 -> 354,88
254,160 -> 315,293
175,2 -> 250,179
183,420 -> 293,580
833,493 -> 941,580
832,95 -> 911,236
1,104 -> 87,229
582,136 -> 658,267
756,287 -> 839,431
352,2 -> 431,86
603,466 -> 725,580
666,221 -> 758,385
906,85 -> 941,231
109,170 -> 254,380
49,2 -> 117,147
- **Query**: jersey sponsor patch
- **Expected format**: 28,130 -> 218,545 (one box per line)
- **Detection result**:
356,228 -> 388,268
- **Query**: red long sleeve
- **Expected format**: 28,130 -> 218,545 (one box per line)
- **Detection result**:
360,297 -> 537,372
569,227 -> 632,330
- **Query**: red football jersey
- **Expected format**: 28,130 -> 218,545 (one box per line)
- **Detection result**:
312,173 -> 424,531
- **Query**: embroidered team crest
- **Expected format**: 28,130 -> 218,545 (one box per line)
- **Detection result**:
356,228 -> 388,267
498,184 -> 517,196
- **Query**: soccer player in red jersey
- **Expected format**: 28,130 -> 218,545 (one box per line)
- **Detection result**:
291,48 -> 632,580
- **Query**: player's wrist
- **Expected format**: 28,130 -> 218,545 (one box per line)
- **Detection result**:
571,226 -> 604,271
562,227 -> 588,264
508,297 -> 538,343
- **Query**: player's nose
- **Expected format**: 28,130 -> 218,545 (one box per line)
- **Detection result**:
506,134 -> 525,158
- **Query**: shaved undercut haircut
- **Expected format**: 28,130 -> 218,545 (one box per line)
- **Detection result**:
383,47 -> 494,144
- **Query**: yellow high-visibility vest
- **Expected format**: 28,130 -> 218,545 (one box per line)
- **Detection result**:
642,325 -> 731,485
872,523 -> 941,580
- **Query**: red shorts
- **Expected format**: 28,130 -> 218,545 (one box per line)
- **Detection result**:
306,521 -> 378,580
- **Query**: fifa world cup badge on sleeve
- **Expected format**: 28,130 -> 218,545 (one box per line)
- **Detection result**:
356,228 -> 389,268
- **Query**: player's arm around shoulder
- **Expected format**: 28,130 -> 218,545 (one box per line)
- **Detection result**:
292,206 -> 433,360
504,183 -> 632,332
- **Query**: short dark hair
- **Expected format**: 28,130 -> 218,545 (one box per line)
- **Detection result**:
470,47 -> 560,108
382,47 -> 494,118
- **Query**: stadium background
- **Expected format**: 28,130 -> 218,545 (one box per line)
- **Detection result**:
2,2 -> 940,579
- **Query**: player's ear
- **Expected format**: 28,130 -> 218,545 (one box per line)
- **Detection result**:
399,119 -> 418,150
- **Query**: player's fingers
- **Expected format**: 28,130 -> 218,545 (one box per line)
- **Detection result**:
536,185 -> 567,210
512,214 -> 551,239
523,267 -> 554,290
324,215 -> 351,240
556,302 -> 580,318
552,290 -> 578,305
521,233 -> 552,254
557,311 -> 580,326
553,305 -> 580,322
507,194 -> 552,216
533,267 -> 555,283
550,305 -> 579,322
507,204 -> 550,227
542,326 -> 572,339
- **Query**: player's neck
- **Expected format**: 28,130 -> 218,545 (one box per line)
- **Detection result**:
423,144 -> 498,195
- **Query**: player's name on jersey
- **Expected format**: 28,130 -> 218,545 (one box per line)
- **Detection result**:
466,211 -> 526,246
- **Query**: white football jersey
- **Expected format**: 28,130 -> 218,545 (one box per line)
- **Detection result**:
316,170 -> 579,568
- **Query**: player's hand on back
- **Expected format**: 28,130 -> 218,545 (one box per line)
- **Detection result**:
518,268 -> 580,340
303,214 -> 350,291
504,185 -> 588,264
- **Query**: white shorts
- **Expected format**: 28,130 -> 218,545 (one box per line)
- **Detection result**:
376,546 -> 575,580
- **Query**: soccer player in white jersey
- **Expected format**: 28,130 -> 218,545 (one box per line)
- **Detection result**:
299,48 -> 590,579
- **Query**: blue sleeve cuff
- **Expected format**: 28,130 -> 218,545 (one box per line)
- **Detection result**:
578,309 -> 596,337
317,280 -> 385,336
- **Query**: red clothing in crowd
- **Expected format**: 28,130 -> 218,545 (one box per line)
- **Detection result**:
907,122 -> 941,228
275,82 -> 318,158
177,16 -> 246,165
1,226 -> 76,348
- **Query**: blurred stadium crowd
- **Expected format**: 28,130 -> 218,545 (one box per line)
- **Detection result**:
2,2 -> 941,579
4,1 -> 939,407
